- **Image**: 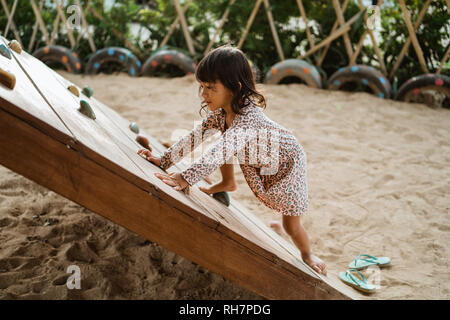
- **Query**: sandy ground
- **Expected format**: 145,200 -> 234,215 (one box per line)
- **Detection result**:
0,71 -> 449,300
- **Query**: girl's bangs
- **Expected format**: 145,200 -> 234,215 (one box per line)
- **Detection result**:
195,57 -> 219,83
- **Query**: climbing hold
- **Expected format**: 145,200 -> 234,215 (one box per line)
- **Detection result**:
78,100 -> 96,120
136,135 -> 151,151
8,40 -> 22,54
82,85 -> 93,98
212,191 -> 230,207
129,122 -> 139,134
0,68 -> 16,89
67,85 -> 80,97
0,44 -> 11,59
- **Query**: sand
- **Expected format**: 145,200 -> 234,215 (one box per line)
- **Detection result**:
0,71 -> 449,300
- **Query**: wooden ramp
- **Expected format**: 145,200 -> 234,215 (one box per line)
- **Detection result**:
0,36 -> 356,300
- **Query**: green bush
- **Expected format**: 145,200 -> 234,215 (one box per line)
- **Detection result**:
0,0 -> 448,88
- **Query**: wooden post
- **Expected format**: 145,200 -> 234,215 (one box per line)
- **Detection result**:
350,30 -> 368,66
237,0 -> 263,49
28,0 -> 44,52
53,0 -> 76,49
356,0 -> 386,74
75,0 -> 97,53
300,9 -> 364,59
332,0 -> 354,60
173,0 -> 195,55
263,0 -> 284,61
90,7 -> 140,53
0,0 -> 23,47
389,0 -> 431,79
317,0 -> 350,67
161,0 -> 192,48
398,0 -> 428,73
204,0 -> 236,55
437,45 -> 450,74
50,9 -> 61,45
30,0 -> 50,46
4,0 -> 18,37
296,0 -> 315,62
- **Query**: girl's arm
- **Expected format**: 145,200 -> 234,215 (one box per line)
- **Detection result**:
180,124 -> 255,186
159,109 -> 223,170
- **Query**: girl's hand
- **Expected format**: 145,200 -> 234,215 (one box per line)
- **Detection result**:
137,149 -> 161,167
154,172 -> 190,194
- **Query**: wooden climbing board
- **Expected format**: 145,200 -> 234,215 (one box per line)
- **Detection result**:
0,36 -> 357,300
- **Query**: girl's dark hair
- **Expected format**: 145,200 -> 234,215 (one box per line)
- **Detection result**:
196,44 -> 266,116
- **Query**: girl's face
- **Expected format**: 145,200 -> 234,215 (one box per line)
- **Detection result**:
199,80 -> 233,112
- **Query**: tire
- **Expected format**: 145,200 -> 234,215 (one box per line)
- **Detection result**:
397,73 -> 450,102
33,45 -> 82,74
141,49 -> 196,77
328,65 -> 391,99
85,47 -> 141,77
264,59 -> 322,88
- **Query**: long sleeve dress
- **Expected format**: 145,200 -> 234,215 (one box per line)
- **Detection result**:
159,101 -> 308,216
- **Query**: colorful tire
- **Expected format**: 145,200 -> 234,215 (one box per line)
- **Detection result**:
328,65 -> 391,99
85,47 -> 141,77
141,49 -> 196,77
397,74 -> 450,102
264,59 -> 322,88
33,45 -> 82,73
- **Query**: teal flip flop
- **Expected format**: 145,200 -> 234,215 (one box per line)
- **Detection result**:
338,269 -> 377,293
348,254 -> 391,270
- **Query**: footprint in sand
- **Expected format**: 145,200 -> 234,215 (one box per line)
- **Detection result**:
404,134 -> 423,143
373,174 -> 395,188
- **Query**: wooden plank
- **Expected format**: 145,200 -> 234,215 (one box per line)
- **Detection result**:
0,104 -> 355,300
1,36 -> 157,193
46,70 -> 220,227
0,39 -> 72,144
398,0 -> 428,73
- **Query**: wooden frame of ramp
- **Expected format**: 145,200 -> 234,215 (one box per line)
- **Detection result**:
0,35 -> 357,300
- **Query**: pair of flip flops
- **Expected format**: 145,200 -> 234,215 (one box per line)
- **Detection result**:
339,254 -> 391,293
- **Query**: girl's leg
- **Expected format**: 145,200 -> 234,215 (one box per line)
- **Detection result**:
282,215 -> 327,275
199,163 -> 237,194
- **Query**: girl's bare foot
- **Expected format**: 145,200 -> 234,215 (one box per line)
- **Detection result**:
302,253 -> 327,275
199,181 -> 237,195
269,220 -> 283,236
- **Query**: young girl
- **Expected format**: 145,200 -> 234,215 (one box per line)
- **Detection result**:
137,45 -> 326,275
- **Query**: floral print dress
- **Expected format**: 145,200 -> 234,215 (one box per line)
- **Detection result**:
159,101 -> 308,216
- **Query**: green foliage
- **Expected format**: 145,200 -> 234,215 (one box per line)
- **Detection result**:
0,0 -> 448,86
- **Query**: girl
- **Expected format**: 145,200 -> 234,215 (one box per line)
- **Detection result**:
137,45 -> 326,275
